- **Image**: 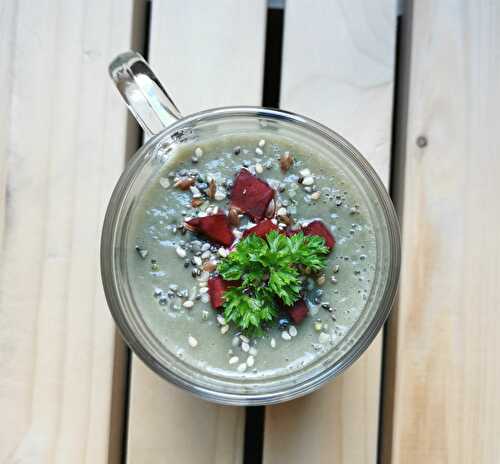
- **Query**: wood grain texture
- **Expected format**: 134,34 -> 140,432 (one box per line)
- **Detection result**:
125,1 -> 267,463
263,1 -> 396,463
0,0 -> 136,462
385,1 -> 500,462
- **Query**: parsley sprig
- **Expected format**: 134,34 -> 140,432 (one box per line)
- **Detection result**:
217,230 -> 329,336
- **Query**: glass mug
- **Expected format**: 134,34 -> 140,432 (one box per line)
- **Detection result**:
102,51 -> 400,405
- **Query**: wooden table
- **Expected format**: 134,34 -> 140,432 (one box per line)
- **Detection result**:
1,1 -> 499,462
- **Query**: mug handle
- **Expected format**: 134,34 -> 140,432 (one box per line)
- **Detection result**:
109,51 -> 182,138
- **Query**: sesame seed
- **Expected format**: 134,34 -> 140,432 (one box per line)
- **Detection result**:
311,191 -> 321,200
237,363 -> 247,372
159,177 -> 170,189
201,294 -> 210,304
216,315 -> 226,325
246,356 -> 255,367
255,163 -> 264,174
218,247 -> 229,258
289,326 -> 298,337
241,342 -> 250,352
183,300 -> 194,308
220,325 -> 229,335
255,147 -> 263,156
281,332 -> 292,341
199,287 -> 209,294
188,335 -> 198,347
302,176 -> 314,186
229,356 -> 239,365
249,347 -> 258,356
176,247 -> 186,258
195,147 -> 203,157
270,338 -> 276,348
299,168 -> 311,177
258,139 -> 266,147
331,275 -> 338,284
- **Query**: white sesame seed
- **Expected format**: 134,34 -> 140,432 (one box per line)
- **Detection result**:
201,250 -> 211,260
188,335 -> 198,347
249,347 -> 258,356
220,325 -> 229,335
199,287 -> 209,294
289,326 -> 298,337
159,177 -> 170,189
270,338 -> 276,348
258,139 -> 266,147
176,247 -> 186,258
299,168 -> 311,177
331,275 -> 338,284
255,163 -> 264,174
218,247 -> 229,258
246,356 -> 255,367
183,300 -> 194,308
276,207 -> 287,216
237,363 -> 247,372
190,186 -> 202,198
193,256 -> 202,266
302,176 -> 314,186
195,147 -> 203,157
311,191 -> 321,200
201,243 -> 211,252
229,356 -> 239,365
255,147 -> 263,156
241,342 -> 250,352
281,332 -> 292,341
214,190 -> 226,201
216,315 -> 226,325
240,335 -> 250,343
319,332 -> 330,344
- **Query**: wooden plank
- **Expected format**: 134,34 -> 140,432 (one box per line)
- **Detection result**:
126,1 -> 267,463
383,1 -> 500,462
0,0 -> 138,462
263,1 -> 396,463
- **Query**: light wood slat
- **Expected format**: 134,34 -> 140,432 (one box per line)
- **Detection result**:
263,1 -> 396,463
383,1 -> 500,462
126,1 -> 267,463
0,0 -> 138,462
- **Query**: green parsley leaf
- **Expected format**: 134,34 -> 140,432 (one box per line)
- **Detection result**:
217,230 -> 329,335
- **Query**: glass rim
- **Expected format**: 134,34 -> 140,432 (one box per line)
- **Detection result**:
101,105 -> 401,405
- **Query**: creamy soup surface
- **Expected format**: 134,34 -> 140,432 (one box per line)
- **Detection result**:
128,134 -> 376,380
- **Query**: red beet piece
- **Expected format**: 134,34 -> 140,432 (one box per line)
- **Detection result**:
242,219 -> 279,239
185,214 -> 234,247
207,276 -> 228,309
302,220 -> 336,251
286,299 -> 309,325
230,169 -> 275,222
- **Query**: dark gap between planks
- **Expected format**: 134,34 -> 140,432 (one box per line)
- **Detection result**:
117,2 -> 152,464
243,5 -> 284,464
378,2 -> 413,462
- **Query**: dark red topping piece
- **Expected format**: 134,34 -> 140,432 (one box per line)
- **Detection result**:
302,220 -> 336,251
185,214 -> 234,247
286,299 -> 309,325
207,276 -> 228,309
242,219 -> 279,240
230,169 -> 275,222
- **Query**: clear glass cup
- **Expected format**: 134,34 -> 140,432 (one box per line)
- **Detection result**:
102,51 -> 400,405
